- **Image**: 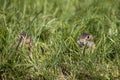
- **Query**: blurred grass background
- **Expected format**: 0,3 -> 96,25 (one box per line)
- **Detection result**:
0,0 -> 120,80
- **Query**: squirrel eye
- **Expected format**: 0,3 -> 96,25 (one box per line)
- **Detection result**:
87,36 -> 89,39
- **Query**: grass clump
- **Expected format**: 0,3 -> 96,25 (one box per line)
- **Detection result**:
0,0 -> 120,80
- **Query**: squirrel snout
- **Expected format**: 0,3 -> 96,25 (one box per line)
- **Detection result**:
77,40 -> 84,47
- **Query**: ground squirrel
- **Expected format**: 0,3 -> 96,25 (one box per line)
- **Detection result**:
77,33 -> 95,48
16,32 -> 32,57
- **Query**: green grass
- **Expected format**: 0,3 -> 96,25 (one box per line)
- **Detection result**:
0,0 -> 120,80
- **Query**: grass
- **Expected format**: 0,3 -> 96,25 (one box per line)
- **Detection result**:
0,0 -> 120,80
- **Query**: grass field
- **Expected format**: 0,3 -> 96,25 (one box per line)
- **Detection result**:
0,0 -> 120,80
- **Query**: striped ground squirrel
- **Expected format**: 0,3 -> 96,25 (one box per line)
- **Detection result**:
16,32 -> 32,57
77,33 -> 95,48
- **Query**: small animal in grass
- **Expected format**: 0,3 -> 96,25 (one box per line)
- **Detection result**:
77,33 -> 95,48
16,32 -> 32,57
